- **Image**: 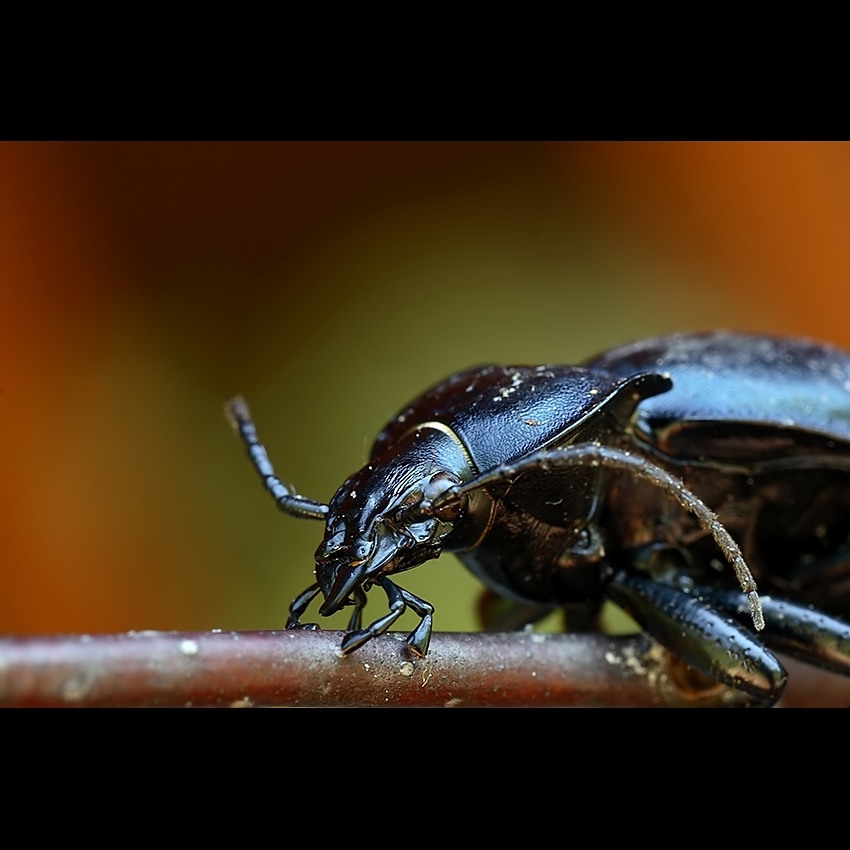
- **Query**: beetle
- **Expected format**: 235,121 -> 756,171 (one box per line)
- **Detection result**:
227,331 -> 850,706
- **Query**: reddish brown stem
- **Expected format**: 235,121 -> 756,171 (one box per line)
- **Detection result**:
0,629 -> 846,707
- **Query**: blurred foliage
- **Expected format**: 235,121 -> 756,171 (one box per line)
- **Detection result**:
2,142 -> 849,636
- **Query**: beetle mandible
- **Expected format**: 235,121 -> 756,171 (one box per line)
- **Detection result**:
227,331 -> 850,705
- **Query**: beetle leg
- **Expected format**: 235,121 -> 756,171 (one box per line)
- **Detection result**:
338,579 -> 435,657
396,585 -> 435,657
339,578 -> 409,655
476,588 -> 558,631
701,588 -> 850,678
432,442 -> 765,632
347,585 -> 368,632
286,582 -> 322,629
606,570 -> 787,706
226,397 -> 330,521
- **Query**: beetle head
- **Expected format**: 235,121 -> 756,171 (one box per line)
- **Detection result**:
314,427 -> 476,616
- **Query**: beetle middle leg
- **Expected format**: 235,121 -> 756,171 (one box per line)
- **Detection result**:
477,588 -> 559,632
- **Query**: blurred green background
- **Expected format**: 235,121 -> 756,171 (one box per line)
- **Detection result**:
2,141 -> 849,637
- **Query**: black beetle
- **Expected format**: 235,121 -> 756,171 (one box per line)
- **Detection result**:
228,331 -> 850,705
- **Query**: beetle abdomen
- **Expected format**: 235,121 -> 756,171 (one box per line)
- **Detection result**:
588,331 -> 850,444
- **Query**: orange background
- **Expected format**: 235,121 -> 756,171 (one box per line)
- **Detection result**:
2,142 -> 849,636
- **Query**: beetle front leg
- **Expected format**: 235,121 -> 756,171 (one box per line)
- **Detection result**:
347,585 -> 368,633
286,582 -> 322,630
606,570 -> 787,706
396,585 -> 435,657
339,578 -> 409,655
339,579 -> 435,657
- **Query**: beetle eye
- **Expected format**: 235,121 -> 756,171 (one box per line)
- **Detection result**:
433,494 -> 464,523
392,501 -> 424,527
423,472 -> 464,522
424,472 -> 461,502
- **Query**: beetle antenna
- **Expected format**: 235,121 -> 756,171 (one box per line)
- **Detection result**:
432,442 -> 765,632
226,396 -> 329,521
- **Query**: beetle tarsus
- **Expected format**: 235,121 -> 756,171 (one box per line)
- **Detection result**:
406,615 -> 433,658
340,629 -> 372,655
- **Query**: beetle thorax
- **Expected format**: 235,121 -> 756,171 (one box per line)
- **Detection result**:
313,427 -> 478,615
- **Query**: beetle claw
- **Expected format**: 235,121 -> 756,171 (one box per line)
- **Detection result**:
406,616 -> 432,658
340,629 -> 371,655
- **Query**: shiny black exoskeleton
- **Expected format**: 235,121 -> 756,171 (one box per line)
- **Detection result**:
228,332 -> 850,705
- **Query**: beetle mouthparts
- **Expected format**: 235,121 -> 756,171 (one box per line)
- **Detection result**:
319,565 -> 365,616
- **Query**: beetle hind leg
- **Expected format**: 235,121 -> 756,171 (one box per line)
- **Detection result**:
704,588 -> 850,678
606,570 -> 787,706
